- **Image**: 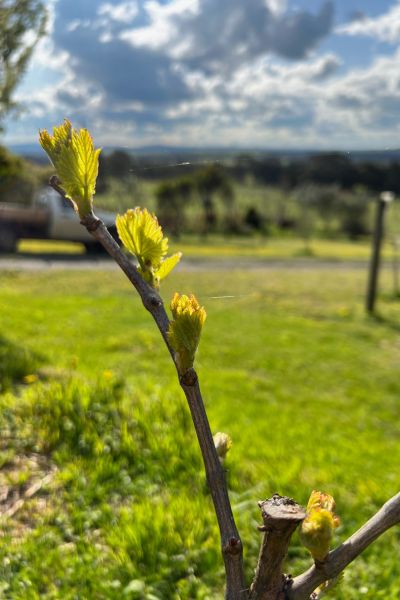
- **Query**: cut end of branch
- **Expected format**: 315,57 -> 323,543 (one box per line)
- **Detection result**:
258,494 -> 306,529
250,496 -> 306,600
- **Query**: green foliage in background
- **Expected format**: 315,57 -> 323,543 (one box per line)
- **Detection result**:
0,267 -> 400,598
91,148 -> 400,241
0,0 -> 47,128
0,376 -> 218,599
0,145 -> 51,204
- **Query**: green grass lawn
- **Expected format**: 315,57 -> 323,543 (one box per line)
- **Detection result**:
171,235 -> 393,260
0,265 -> 399,599
17,234 -> 397,262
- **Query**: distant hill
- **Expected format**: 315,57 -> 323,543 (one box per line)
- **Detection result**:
6,142 -> 400,165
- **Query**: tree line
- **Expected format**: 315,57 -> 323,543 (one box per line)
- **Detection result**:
96,149 -> 400,240
3,144 -> 398,242
98,149 -> 400,194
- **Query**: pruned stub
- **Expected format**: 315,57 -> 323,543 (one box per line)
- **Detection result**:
259,494 -> 306,529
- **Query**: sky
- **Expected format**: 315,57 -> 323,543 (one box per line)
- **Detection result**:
4,0 -> 400,150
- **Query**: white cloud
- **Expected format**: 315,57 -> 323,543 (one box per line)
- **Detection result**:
266,0 -> 287,15
120,0 -> 333,66
268,53 -> 341,81
8,0 -> 400,150
158,47 -> 400,149
120,0 -> 199,50
337,3 -> 400,44
98,1 -> 139,24
119,17 -> 174,49
66,19 -> 82,33
99,31 -> 113,44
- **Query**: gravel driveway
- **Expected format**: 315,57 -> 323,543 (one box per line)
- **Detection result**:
0,254 -> 375,271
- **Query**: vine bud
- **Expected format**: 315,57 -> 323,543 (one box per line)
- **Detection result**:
299,490 -> 340,562
168,293 -> 206,374
213,432 -> 232,461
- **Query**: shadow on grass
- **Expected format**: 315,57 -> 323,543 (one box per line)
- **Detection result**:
0,334 -> 41,392
367,311 -> 400,333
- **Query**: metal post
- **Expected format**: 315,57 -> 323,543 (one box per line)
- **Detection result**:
366,192 -> 394,314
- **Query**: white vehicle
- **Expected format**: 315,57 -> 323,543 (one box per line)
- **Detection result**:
0,188 -> 118,253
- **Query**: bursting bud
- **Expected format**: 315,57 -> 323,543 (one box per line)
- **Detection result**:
39,120 -> 101,218
299,490 -> 340,562
213,432 -> 232,461
116,207 -> 181,288
168,293 -> 206,374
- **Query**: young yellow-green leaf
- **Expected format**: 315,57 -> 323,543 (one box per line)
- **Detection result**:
116,208 -> 167,268
116,208 -> 181,287
299,490 -> 340,562
155,252 -> 182,282
39,120 -> 101,218
306,490 -> 337,514
168,293 -> 206,374
39,120 -> 72,165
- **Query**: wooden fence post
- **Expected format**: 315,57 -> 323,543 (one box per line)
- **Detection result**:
392,236 -> 400,297
366,191 -> 394,314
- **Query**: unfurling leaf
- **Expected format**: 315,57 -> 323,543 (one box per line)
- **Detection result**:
306,490 -> 338,515
213,432 -> 232,461
39,120 -> 101,218
116,207 -> 181,287
299,490 -> 340,562
116,207 -> 167,267
155,252 -> 182,283
168,293 -> 206,374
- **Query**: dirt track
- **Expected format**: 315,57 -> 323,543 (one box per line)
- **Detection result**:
0,254 -> 378,271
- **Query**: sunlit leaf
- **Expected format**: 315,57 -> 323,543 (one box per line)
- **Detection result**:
116,208 -> 180,287
39,120 -> 101,218
155,252 -> 182,282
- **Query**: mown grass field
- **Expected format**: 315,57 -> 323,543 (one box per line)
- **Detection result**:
17,235 -> 399,262
0,262 -> 400,599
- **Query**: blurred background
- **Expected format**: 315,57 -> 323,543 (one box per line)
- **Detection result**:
1,2 -> 400,600
2,0 -> 400,257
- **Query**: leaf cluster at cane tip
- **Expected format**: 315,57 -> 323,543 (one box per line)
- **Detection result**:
116,207 -> 182,288
299,490 -> 340,562
39,119 -> 101,218
168,293 -> 206,375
